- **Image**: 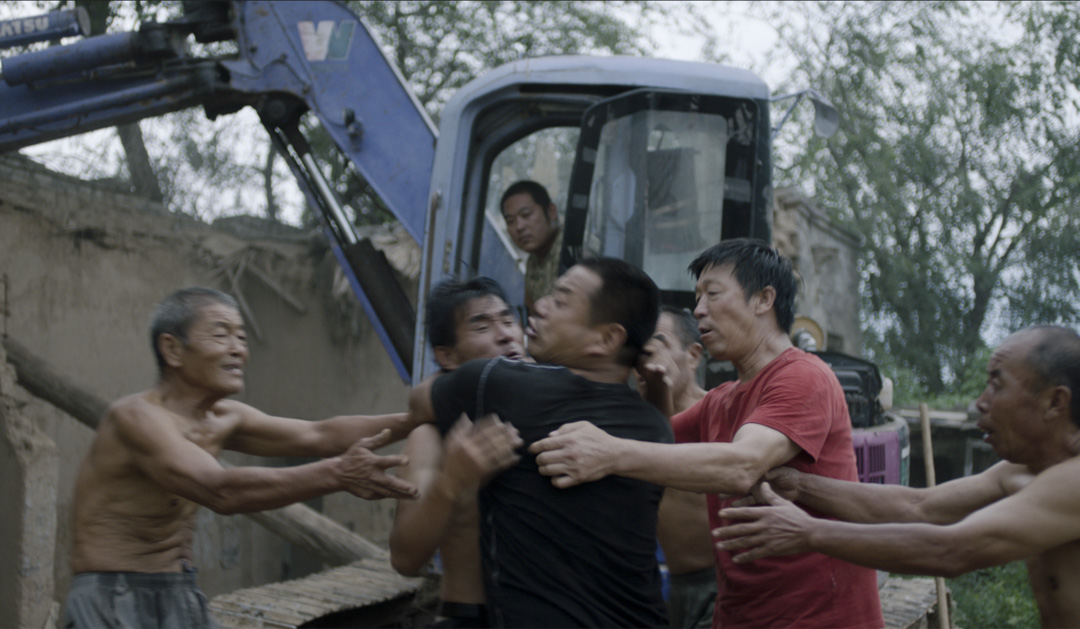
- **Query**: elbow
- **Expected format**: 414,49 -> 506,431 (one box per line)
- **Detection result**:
917,533 -> 986,578
196,476 -> 246,515
203,491 -> 242,515
722,465 -> 763,496
390,554 -> 425,577
726,474 -> 757,497
388,529 -> 428,576
388,541 -> 427,576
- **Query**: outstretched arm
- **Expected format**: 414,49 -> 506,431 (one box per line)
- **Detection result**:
114,404 -> 417,513
753,461 -> 1023,525
224,399 -> 417,458
389,415 -> 522,576
530,420 -> 799,495
715,460 -> 1077,577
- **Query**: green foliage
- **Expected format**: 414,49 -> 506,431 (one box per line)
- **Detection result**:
948,562 -> 1040,628
758,1 -> 1080,397
351,1 -> 661,120
317,1 -> 672,227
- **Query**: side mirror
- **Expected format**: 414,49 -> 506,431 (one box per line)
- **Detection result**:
770,89 -> 839,140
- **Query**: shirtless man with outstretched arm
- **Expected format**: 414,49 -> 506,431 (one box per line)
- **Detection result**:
64,287 -> 418,629
715,325 -> 1080,628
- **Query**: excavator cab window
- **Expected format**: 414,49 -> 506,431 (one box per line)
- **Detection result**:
484,126 -> 580,273
561,89 -> 766,310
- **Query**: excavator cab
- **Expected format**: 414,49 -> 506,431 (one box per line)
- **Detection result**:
416,57 -> 774,381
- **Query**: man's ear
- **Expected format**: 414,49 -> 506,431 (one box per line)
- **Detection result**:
434,345 -> 460,371
159,333 -> 185,369
1046,385 -> 1072,424
686,342 -> 704,371
589,322 -> 627,358
753,285 -> 777,316
546,203 -> 559,225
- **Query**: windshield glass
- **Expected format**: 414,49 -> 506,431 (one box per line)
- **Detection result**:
583,109 -> 728,292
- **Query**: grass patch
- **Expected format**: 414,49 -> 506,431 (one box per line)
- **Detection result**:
947,561 -> 1039,628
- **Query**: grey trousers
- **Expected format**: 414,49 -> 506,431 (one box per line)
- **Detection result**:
667,567 -> 718,629
63,570 -> 219,629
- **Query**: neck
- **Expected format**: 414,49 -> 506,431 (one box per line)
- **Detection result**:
566,361 -> 631,385
732,331 -> 794,382
673,385 -> 707,414
154,380 -> 226,419
1032,428 -> 1080,473
532,227 -> 560,260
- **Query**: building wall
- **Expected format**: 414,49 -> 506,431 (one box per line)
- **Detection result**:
772,187 -> 863,355
0,155 -> 414,605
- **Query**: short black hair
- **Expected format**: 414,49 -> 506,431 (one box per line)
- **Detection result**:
150,287 -> 238,373
688,238 -> 797,334
576,257 -> 660,367
500,180 -> 554,221
426,277 -> 510,349
660,305 -> 700,349
1023,326 -> 1080,428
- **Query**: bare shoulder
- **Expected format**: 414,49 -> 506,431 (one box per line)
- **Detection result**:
408,375 -> 440,425
982,460 -> 1037,496
102,391 -> 169,431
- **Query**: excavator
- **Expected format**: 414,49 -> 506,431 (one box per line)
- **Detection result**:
0,2 -> 903,482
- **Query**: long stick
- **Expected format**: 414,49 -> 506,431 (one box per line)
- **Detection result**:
920,402 -> 951,629
2,335 -> 386,564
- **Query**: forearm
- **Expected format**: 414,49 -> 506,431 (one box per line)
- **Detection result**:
389,475 -> 469,575
805,520 -> 986,578
794,472 -> 927,523
311,413 -> 414,456
197,459 -> 344,515
615,440 -> 762,494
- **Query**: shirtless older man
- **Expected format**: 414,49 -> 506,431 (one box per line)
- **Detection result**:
64,287 -> 418,629
715,325 -> 1080,628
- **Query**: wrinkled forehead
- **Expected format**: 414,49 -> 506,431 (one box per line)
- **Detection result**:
192,302 -> 243,327
653,314 -> 681,344
695,262 -> 740,289
989,331 -> 1041,377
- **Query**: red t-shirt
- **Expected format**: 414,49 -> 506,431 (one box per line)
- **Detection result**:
672,348 -> 883,629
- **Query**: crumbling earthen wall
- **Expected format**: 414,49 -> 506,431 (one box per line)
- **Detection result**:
0,155 -> 413,609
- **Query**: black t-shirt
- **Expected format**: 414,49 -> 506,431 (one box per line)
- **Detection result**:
432,358 -> 673,628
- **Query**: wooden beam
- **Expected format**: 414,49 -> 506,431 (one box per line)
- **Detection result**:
1,336 -> 386,565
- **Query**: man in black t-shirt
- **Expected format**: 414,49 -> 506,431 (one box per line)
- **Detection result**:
426,257 -> 671,628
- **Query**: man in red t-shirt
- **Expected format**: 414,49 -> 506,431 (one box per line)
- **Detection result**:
531,238 -> 883,628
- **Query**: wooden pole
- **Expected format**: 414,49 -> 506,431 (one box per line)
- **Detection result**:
2,336 -> 386,564
919,402 -> 951,629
